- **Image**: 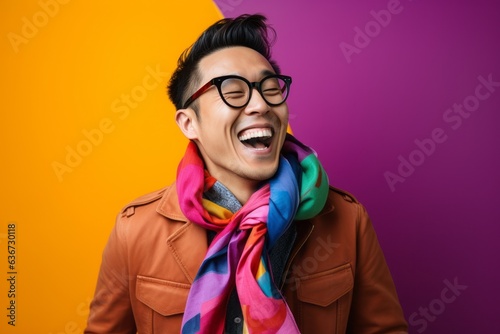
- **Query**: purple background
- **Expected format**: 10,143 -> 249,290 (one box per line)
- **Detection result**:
214,0 -> 499,333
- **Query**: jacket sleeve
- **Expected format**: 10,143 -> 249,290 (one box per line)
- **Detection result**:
84,214 -> 137,334
347,203 -> 408,333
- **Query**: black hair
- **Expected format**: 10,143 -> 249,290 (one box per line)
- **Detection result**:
167,14 -> 280,111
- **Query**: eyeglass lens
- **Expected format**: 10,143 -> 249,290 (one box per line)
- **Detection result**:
220,76 -> 288,107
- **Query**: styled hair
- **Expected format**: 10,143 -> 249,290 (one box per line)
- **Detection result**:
167,14 -> 280,111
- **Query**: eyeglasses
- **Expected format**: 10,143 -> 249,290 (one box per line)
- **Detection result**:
182,74 -> 292,109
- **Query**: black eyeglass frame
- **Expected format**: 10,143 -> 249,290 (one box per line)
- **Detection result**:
182,74 -> 292,109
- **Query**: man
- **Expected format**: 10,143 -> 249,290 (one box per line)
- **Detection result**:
85,14 -> 408,334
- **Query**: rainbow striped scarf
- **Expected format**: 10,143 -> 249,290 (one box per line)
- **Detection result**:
178,134 -> 329,334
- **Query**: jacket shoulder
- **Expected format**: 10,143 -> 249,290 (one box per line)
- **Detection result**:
119,186 -> 169,218
328,185 -> 359,204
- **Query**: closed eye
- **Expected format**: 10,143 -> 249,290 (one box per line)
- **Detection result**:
263,88 -> 281,96
224,91 -> 247,99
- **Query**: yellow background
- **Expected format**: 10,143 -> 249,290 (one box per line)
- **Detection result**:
0,1 -> 222,332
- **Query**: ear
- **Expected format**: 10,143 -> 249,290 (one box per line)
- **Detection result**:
175,108 -> 198,140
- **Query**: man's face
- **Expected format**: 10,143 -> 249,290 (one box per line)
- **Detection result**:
178,46 -> 289,198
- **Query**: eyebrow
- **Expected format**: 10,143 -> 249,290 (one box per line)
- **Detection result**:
210,69 -> 276,82
260,69 -> 276,77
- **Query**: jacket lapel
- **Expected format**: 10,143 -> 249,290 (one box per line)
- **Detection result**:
281,194 -> 335,288
156,184 -> 208,283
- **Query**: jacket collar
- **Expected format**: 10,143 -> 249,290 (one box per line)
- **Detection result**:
156,183 -> 187,222
318,196 -> 335,216
154,183 -> 335,283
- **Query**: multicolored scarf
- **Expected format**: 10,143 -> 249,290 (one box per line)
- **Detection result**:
177,134 -> 329,334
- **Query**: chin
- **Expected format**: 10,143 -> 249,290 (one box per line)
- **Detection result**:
249,165 -> 279,181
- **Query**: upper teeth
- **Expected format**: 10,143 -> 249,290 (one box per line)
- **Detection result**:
238,128 -> 272,141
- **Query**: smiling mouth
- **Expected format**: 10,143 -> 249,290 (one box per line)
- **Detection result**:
238,128 -> 273,150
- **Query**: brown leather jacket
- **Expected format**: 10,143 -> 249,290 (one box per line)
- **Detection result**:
85,184 -> 408,333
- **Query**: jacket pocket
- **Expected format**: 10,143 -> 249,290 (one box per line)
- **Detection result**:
295,263 -> 354,333
297,263 -> 353,306
136,275 -> 190,333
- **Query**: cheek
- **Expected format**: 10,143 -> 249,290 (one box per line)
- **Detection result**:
199,125 -> 233,152
283,112 -> 290,125
199,101 -> 238,125
277,104 -> 289,119
278,109 -> 290,130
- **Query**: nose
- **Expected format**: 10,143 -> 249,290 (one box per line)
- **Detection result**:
243,87 -> 269,115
